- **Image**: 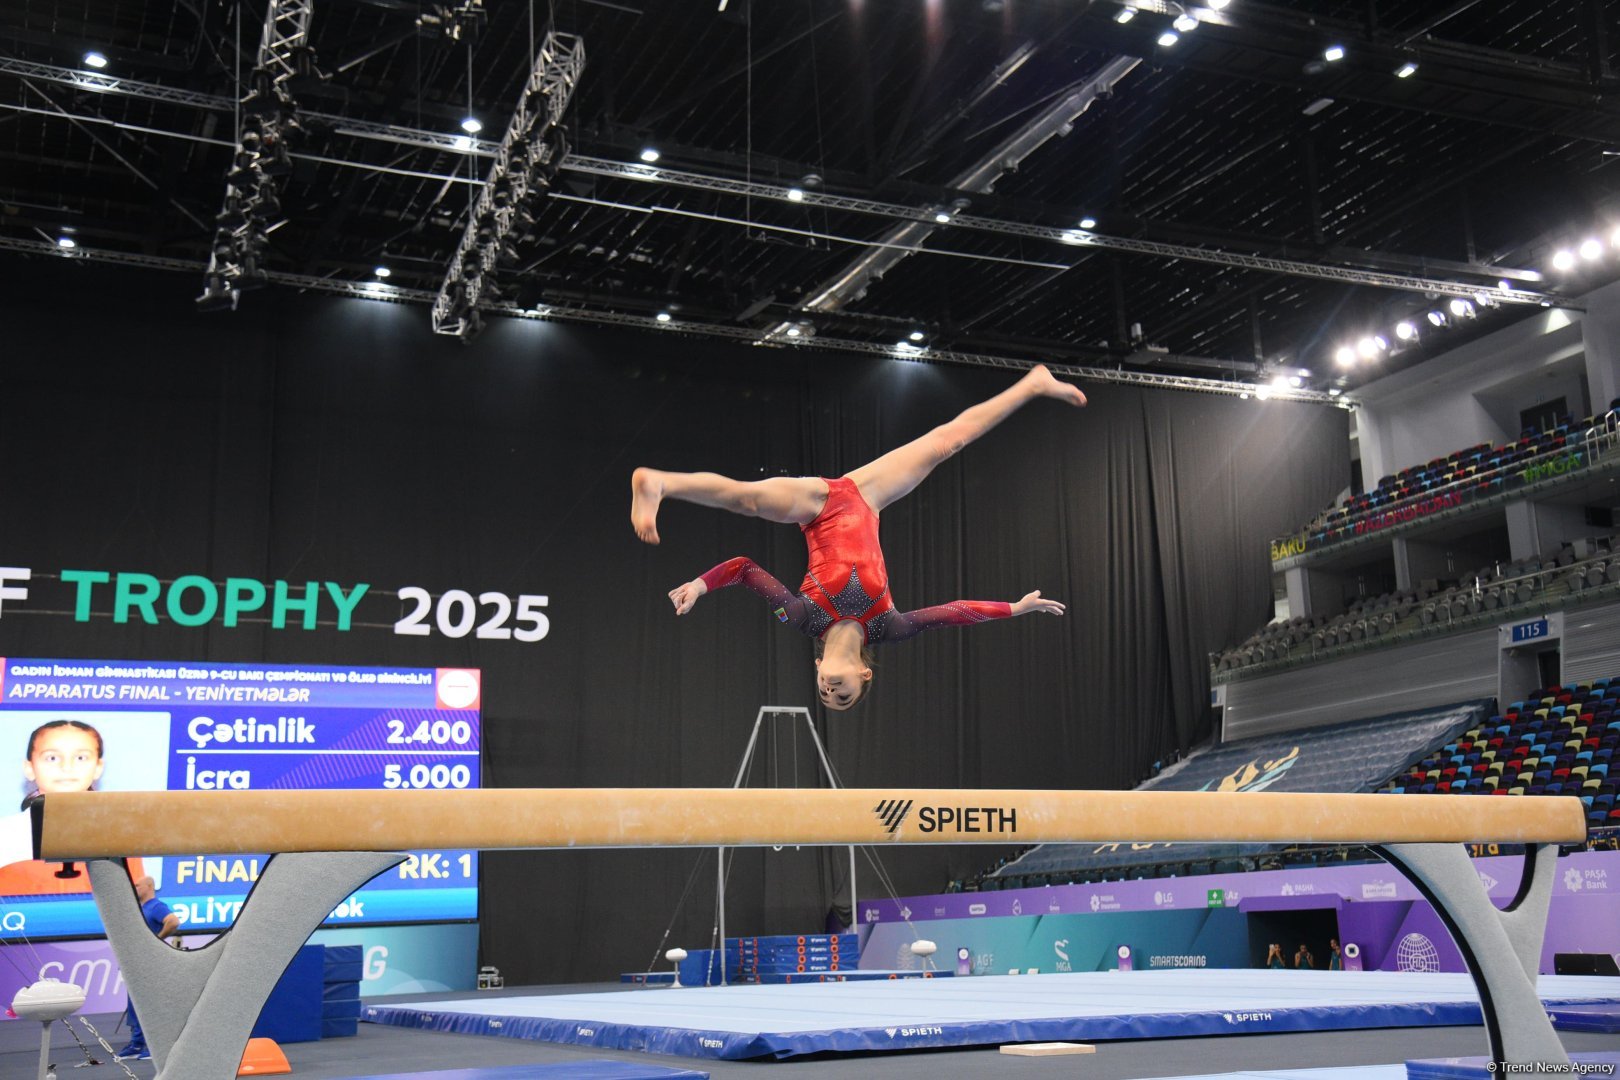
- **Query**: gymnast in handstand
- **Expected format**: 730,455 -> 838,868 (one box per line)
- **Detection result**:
630,365 -> 1084,711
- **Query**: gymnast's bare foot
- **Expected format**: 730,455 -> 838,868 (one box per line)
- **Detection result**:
631,467 -> 666,545
1024,364 -> 1087,407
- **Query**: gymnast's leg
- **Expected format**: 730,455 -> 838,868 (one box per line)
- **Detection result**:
630,469 -> 827,545
848,364 -> 1085,512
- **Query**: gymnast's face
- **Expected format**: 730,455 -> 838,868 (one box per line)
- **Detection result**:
25,727 -> 104,794
815,656 -> 871,712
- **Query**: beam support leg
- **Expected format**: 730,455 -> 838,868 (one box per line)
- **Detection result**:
1373,842 -> 1565,1065
89,851 -> 404,1079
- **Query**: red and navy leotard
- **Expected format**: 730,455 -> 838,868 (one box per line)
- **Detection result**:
697,477 -> 1013,644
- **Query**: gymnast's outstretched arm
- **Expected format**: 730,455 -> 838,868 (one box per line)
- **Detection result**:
878,590 -> 1064,643
669,557 -> 809,627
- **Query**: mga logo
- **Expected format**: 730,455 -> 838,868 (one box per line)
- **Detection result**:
874,799 -> 914,834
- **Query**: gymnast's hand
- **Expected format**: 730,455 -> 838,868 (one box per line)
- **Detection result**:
669,578 -> 708,615
1012,590 -> 1065,617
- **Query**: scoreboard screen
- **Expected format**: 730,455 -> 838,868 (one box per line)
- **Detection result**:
0,657 -> 479,941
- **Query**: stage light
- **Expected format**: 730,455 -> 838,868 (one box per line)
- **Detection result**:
453,135 -> 474,151
55,236 -> 76,249
655,311 -> 672,323
374,266 -> 391,278
1158,30 -> 1180,47
786,326 -> 801,337
1395,62 -> 1418,78
1256,384 -> 1273,401
1335,346 -> 1356,367
83,51 -> 108,69
639,147 -> 660,163
909,330 -> 925,342
1581,237 -> 1603,260
934,211 -> 951,223
1449,298 -> 1475,318
1079,216 -> 1097,229
1060,230 -> 1086,244
1498,279 -> 1512,292
1374,335 -> 1389,351
1427,310 -> 1447,327
786,188 -> 804,202
1328,387 -> 1342,397
1207,0 -> 1230,9
461,117 -> 483,134
1395,321 -> 1417,340
1239,391 -> 1250,400
1115,6 -> 1137,23
1289,375 -> 1304,388
1357,337 -> 1378,359
1552,249 -> 1576,271
1172,13 -> 1198,32
1323,45 -> 1345,62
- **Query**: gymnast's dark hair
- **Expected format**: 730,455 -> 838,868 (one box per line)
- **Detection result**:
25,720 -> 104,760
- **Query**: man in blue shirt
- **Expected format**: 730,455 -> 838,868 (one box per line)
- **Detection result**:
115,875 -> 181,1060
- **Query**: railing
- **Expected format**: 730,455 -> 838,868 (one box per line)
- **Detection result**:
1269,416 -> 1620,569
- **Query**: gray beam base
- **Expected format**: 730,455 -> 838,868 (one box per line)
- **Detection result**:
1374,842 -> 1566,1065
88,851 -> 405,1079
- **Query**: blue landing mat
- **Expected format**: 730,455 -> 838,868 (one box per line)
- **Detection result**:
1406,1052 -> 1620,1080
1549,1003 -> 1620,1033
362,971 -> 1620,1062
343,1062 -> 708,1079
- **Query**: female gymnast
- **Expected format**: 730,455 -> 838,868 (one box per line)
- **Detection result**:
630,365 -> 1085,711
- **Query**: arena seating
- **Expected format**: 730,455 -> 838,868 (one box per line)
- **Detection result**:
1380,679 -> 1620,832
1297,407 -> 1618,549
1214,532 -> 1619,675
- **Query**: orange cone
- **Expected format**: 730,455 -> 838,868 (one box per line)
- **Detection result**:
238,1037 -> 291,1075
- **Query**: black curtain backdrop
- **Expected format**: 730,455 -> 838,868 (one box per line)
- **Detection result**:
0,260 -> 1347,982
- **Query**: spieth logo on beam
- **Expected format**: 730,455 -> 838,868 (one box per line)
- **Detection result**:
874,799 -> 914,834
874,799 -> 1020,835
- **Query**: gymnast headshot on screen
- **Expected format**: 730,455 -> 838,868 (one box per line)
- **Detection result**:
631,364 -> 1083,710
21,719 -> 106,804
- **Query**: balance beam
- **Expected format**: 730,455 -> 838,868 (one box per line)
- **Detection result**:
32,788 -> 1587,860
29,789 -> 1587,1079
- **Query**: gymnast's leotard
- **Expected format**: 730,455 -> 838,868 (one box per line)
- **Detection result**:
697,476 -> 1012,644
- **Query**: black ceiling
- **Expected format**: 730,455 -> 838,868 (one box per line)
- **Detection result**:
3,0 -> 1619,389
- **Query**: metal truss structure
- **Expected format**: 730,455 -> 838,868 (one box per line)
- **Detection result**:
0,56 -> 1569,312
0,235 -> 1347,406
257,0 -> 314,87
430,31 -> 584,338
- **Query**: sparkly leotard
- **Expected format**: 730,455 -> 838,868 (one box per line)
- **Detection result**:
698,476 -> 1012,644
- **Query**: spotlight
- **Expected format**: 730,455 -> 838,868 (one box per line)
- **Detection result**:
1335,346 -> 1356,367
909,330 -> 925,342
1239,391 -> 1250,400
460,117 -> 483,134
55,236 -> 76,249
1552,249 -> 1576,272
83,51 -> 108,69
374,266 -> 391,278
1323,45 -> 1345,62
1395,321 -> 1417,340
1172,13 -> 1198,32
1374,335 -> 1389,351
1256,384 -> 1273,401
639,147 -> 660,163
1207,0 -> 1230,9
1079,216 -> 1097,229
1395,62 -> 1418,78
453,135 -> 474,152
786,326 -> 801,337
934,211 -> 951,224
1357,337 -> 1378,359
1448,298 -> 1475,318
1289,375 -> 1303,388
1060,230 -> 1086,244
1581,237 -> 1603,260
786,188 -> 805,202
1427,310 -> 1448,327
1115,6 -> 1137,23
1328,387 -> 1342,397
1498,279 -> 1512,292
655,311 -> 672,323
1157,30 -> 1180,47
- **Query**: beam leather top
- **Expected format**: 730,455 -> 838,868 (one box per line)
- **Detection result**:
32,788 -> 1587,861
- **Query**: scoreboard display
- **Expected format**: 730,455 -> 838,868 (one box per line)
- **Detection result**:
0,657 -> 480,941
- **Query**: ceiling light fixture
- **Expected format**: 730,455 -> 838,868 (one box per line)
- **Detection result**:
1552,249 -> 1576,272
1356,337 -> 1379,360
1079,216 -> 1097,229
1157,30 -> 1180,47
1580,237 -> 1603,260
1115,6 -> 1137,24
460,117 -> 483,134
1172,13 -> 1198,32
83,51 -> 109,69
374,266 -> 391,278
909,331 -> 925,342
1395,62 -> 1418,78
55,236 -> 76,249
785,326 -> 801,337
786,188 -> 804,202
1427,310 -> 1448,328
639,147 -> 660,163
1323,45 -> 1345,62
1449,298 -> 1475,318
1395,321 -> 1417,340
934,211 -> 951,224
655,311 -> 672,323
1335,346 -> 1356,367
1207,0 -> 1231,9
